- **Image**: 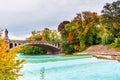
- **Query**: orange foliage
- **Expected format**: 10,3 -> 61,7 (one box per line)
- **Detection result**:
26,36 -> 33,40
67,32 -> 73,43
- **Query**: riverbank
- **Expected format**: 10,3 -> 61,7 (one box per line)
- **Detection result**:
78,45 -> 120,61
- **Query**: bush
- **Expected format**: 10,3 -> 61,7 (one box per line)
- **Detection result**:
20,46 -> 47,55
79,39 -> 86,51
62,42 -> 73,54
109,38 -> 120,52
113,38 -> 120,47
102,33 -> 114,45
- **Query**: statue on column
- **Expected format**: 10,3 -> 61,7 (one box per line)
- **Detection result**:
4,29 -> 9,40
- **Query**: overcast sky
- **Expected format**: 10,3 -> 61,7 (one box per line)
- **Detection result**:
0,0 -> 116,40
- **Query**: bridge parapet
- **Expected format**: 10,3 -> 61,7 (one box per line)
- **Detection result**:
7,39 -> 61,52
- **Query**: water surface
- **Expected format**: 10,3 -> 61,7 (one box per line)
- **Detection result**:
18,54 -> 120,80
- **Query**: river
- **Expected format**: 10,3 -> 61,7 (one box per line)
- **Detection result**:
18,54 -> 120,80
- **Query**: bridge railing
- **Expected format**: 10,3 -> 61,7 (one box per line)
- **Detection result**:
7,39 -> 61,50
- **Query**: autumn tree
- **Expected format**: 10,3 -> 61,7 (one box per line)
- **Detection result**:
27,28 -> 51,41
59,11 -> 101,53
26,30 -> 42,41
58,21 -> 74,53
82,12 -> 101,45
58,21 -> 70,33
50,30 -> 60,41
58,21 -> 70,42
0,31 -> 24,80
41,28 -> 51,41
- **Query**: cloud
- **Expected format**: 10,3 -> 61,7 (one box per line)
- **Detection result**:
0,0 -> 116,39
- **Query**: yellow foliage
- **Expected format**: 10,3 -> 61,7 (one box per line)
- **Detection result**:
0,39 -> 24,80
72,26 -> 78,30
73,45 -> 79,51
53,30 -> 58,36
26,36 -> 33,40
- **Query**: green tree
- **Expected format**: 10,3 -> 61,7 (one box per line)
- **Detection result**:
62,42 -> 73,54
101,0 -> 120,37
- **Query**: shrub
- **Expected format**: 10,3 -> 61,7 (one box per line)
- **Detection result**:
20,46 -> 47,55
102,33 -> 114,45
79,39 -> 86,51
114,38 -> 120,47
62,42 -> 73,54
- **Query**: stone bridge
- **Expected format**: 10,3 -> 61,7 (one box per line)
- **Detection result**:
4,29 -> 61,54
7,40 -> 61,54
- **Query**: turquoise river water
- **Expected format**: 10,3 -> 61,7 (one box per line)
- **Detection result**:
18,54 -> 120,80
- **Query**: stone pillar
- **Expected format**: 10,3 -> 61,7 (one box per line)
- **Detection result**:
55,43 -> 59,48
17,43 -> 19,46
12,43 -> 15,48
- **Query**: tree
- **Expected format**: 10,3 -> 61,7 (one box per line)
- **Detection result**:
27,28 -> 60,42
102,0 -> 120,25
0,39 -> 24,80
50,30 -> 60,41
58,21 -> 70,33
101,0 -> 120,37
59,11 -> 101,53
41,28 -> 51,41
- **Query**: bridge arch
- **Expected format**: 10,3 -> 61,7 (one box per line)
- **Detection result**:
7,40 -> 61,54
24,43 -> 60,54
10,43 -> 13,48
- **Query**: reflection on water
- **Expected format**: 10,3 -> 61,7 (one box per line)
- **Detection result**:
40,67 -> 45,80
18,54 -> 120,80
